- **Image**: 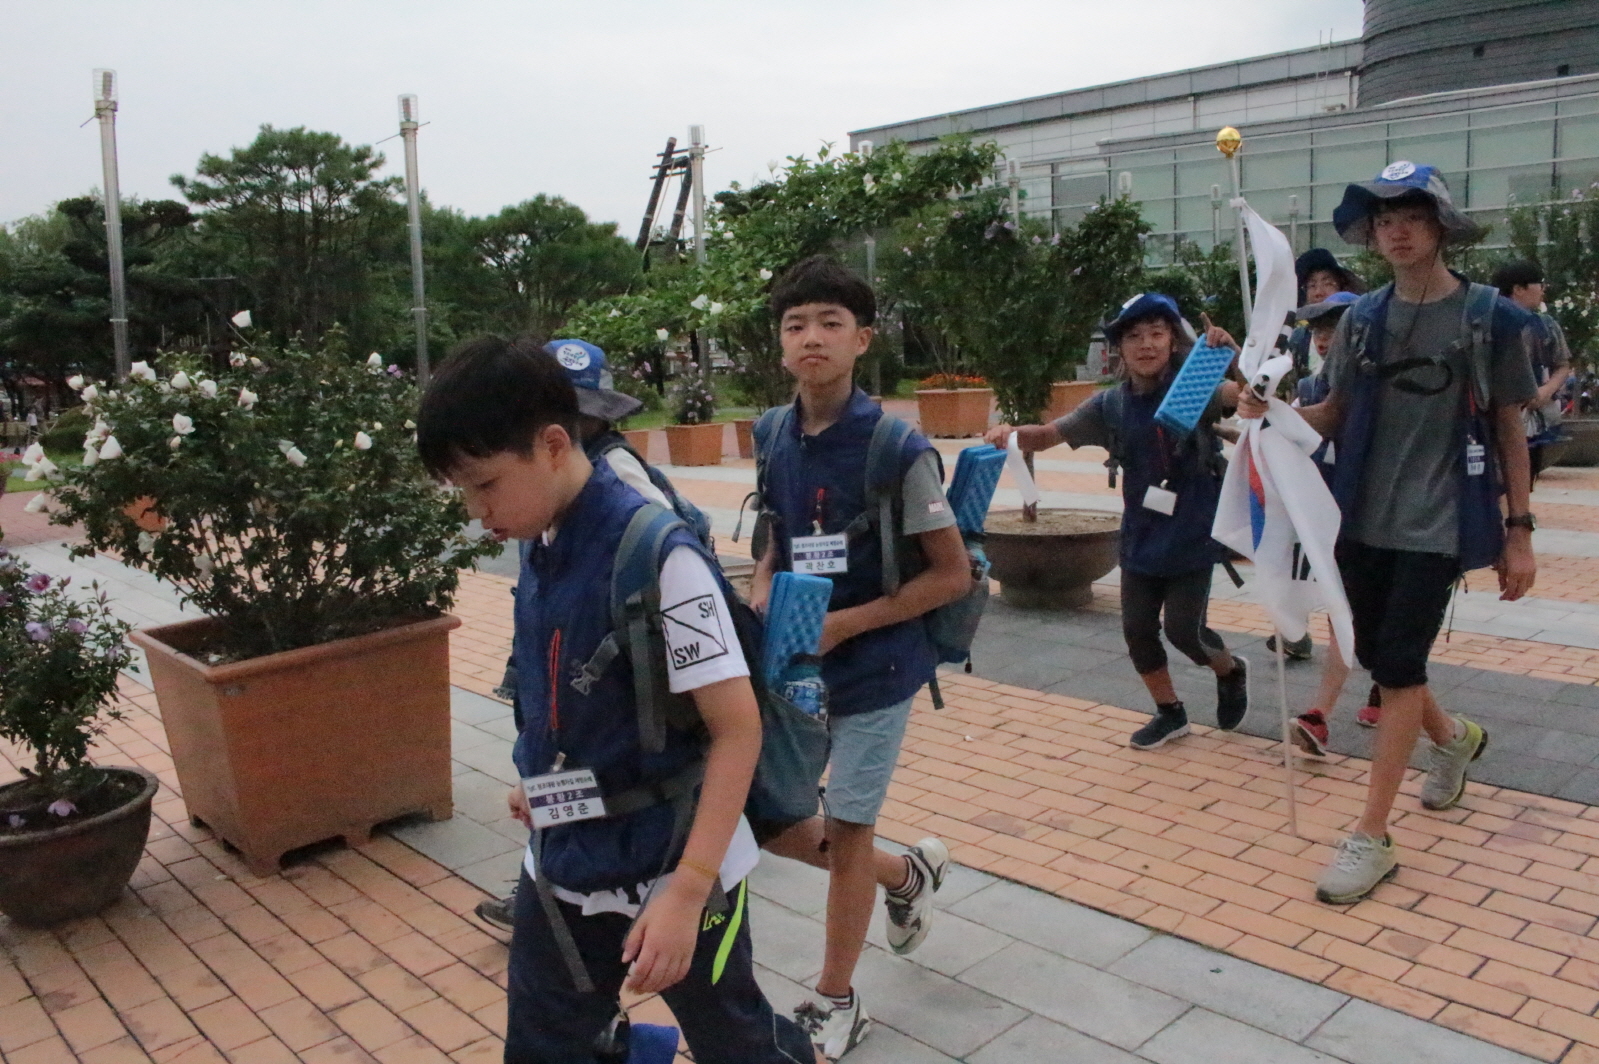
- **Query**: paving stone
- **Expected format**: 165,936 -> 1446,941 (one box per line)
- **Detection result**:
865,908 -> 1013,979
959,941 -> 1189,1050
852,948 -> 1029,1058
818,1023 -> 960,1064
1307,999 -> 1547,1064
950,880 -> 1151,967
1554,767 -> 1599,805
746,854 -> 830,917
746,897 -> 826,984
1139,1007 -> 1346,1064
389,818 -> 521,873
1107,936 -> 1347,1042
965,1013 -> 1143,1064
450,852 -> 524,897
449,688 -> 512,726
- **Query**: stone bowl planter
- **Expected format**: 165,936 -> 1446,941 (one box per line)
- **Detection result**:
984,509 -> 1121,609
916,388 -> 992,438
1555,417 -> 1599,467
664,422 -> 725,466
1044,381 -> 1098,423
130,614 -> 459,877
0,767 -> 158,926
733,418 -> 757,460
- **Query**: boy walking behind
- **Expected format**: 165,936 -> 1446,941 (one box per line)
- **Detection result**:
419,338 -> 818,1064
752,256 -> 972,1060
1238,163 -> 1539,905
1492,262 -> 1572,482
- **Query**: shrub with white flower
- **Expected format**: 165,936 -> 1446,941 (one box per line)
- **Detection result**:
47,337 -> 499,663
669,361 -> 719,425
0,546 -> 134,826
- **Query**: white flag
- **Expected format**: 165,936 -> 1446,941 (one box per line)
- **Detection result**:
1212,202 -> 1354,666
231,309 -> 252,329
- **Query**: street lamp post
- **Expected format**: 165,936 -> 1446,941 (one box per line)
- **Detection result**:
1288,194 -> 1300,255
689,124 -> 707,265
1210,184 -> 1222,247
399,94 -> 429,387
1216,126 -> 1252,324
93,69 -> 130,380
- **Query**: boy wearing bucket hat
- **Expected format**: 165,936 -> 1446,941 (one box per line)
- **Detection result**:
988,293 -> 1250,750
1238,162 -> 1539,905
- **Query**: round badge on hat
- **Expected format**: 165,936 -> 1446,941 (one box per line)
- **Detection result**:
554,343 -> 591,371
1380,161 -> 1417,182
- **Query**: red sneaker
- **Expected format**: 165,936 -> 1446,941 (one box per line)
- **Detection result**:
1293,711 -> 1329,757
1356,685 -> 1383,729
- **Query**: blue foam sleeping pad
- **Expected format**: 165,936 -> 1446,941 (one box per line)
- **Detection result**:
946,444 -> 1008,536
760,571 -> 833,688
1153,337 -> 1233,435
627,1023 -> 678,1063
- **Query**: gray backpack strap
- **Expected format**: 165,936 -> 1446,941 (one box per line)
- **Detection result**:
531,831 -> 595,992
865,414 -> 913,597
1102,386 -> 1126,488
611,505 -> 685,755
1462,282 -> 1500,412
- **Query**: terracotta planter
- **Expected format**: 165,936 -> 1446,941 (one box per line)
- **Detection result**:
123,496 -> 167,533
984,509 -> 1121,609
664,423 -> 724,467
621,429 -> 652,458
916,388 -> 993,438
733,419 -> 756,460
130,614 -> 459,876
0,767 -> 157,926
1044,381 -> 1098,423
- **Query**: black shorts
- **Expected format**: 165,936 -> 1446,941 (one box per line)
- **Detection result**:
1337,539 -> 1460,690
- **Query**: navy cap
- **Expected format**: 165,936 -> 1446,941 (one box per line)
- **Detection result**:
1333,161 -> 1483,247
545,339 -> 643,422
1297,290 -> 1360,325
1105,292 -> 1189,347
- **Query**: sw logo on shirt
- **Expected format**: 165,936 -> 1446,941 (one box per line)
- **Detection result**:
662,594 -> 729,670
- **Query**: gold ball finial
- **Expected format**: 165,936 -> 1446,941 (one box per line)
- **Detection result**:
1216,126 -> 1242,159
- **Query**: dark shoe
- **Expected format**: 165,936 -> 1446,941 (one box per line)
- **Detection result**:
1265,633 -> 1314,661
1216,656 -> 1249,731
474,889 -> 516,933
1129,705 -> 1190,750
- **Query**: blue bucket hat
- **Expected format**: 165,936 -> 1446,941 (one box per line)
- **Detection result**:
545,339 -> 643,422
1333,161 -> 1483,247
1297,290 -> 1360,326
1104,292 -> 1190,348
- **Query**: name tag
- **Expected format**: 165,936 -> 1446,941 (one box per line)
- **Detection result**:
523,768 -> 607,829
792,533 -> 848,574
1143,485 -> 1178,515
1466,442 -> 1486,477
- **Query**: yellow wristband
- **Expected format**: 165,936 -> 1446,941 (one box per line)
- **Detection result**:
677,857 -> 719,883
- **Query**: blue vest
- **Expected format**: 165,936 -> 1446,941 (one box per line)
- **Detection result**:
511,461 -> 709,893
764,388 -> 938,716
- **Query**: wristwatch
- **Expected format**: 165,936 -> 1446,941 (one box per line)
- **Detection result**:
1505,513 -> 1538,531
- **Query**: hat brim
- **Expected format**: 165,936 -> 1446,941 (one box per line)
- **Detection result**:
1333,182 -> 1483,247
576,388 -> 644,422
1297,298 -> 1356,324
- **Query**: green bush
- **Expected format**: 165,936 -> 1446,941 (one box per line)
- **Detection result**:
40,407 -> 91,452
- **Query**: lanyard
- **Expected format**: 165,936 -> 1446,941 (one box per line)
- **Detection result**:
546,628 -> 563,767
811,488 -> 826,534
1153,425 -> 1172,487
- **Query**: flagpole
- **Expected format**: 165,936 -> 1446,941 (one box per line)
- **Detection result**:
1274,629 -> 1299,837
1216,127 -> 1252,324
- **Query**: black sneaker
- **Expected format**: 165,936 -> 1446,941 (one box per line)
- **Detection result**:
474,888 -> 516,933
1216,655 -> 1249,731
1265,633 -> 1313,661
1129,705 -> 1189,750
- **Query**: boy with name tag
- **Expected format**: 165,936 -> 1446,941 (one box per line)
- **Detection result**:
987,293 -> 1250,750
750,256 -> 973,1060
418,337 -> 818,1064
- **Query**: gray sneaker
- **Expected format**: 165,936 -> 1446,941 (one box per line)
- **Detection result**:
1420,716 -> 1487,811
1316,832 -> 1398,905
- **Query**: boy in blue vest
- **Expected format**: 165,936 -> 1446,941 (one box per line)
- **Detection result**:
751,256 -> 972,1060
988,294 -> 1250,751
418,337 -> 819,1064
1238,163 -> 1538,905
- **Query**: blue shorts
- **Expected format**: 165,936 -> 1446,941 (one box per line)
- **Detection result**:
824,696 -> 915,825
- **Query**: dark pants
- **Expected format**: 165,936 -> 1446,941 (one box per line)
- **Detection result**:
1338,539 -> 1459,690
1120,567 -> 1229,675
504,869 -> 814,1064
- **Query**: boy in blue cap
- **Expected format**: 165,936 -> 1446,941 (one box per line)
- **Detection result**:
750,256 -> 972,1060
1238,162 -> 1538,904
419,337 -> 819,1064
989,293 -> 1250,750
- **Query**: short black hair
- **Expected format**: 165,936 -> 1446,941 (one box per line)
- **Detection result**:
417,334 -> 580,478
770,255 -> 876,326
1493,260 -> 1544,295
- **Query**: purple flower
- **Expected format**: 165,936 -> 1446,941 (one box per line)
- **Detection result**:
24,573 -> 49,593
952,210 -> 964,219
57,576 -> 70,589
25,621 -> 52,642
47,799 -> 75,818
6,814 -> 22,829
0,593 -> 9,608
66,618 -> 89,635
387,364 -> 404,378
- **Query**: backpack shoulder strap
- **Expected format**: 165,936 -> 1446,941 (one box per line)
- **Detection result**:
585,431 -> 629,463
1101,384 -> 1127,488
1462,282 -> 1501,412
865,413 -> 915,597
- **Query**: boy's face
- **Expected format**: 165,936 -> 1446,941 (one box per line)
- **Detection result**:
779,303 -> 872,389
1311,322 -> 1337,358
1120,318 -> 1175,382
448,424 -> 582,542
1372,203 -> 1444,270
1304,270 -> 1342,304
1511,282 -> 1545,311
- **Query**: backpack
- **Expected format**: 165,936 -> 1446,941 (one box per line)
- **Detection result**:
587,431 -> 715,550
1099,383 -> 1228,490
746,404 -> 990,710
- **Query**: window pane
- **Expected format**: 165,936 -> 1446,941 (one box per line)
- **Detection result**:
1472,120 -> 1555,169
1122,163 -> 1175,201
1176,156 -> 1228,197
1387,131 -> 1468,173
1470,164 -> 1555,208
1053,172 -> 1108,208
1559,113 -> 1599,160
1176,195 -> 1220,236
1313,140 -> 1387,187
1244,150 -> 1311,192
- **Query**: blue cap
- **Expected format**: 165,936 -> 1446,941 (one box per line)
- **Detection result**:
1297,290 -> 1360,324
545,339 -> 642,421
1105,292 -> 1188,347
1333,161 -> 1482,247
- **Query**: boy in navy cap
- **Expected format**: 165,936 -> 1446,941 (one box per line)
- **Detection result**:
1239,162 -> 1538,904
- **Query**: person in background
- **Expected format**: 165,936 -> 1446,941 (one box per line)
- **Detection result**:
1492,262 -> 1572,483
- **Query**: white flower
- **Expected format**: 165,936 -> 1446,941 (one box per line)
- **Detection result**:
284,446 -> 307,467
230,309 -> 252,328
82,446 -> 99,467
371,421 -> 382,431
198,379 -> 218,399
366,352 -> 384,371
169,436 -> 182,449
608,308 -> 622,318
137,531 -> 156,553
863,174 -> 877,193
80,384 -> 99,402
354,431 -> 373,451
691,294 -> 710,310
67,375 -> 85,391
172,413 -> 195,435
238,387 -> 258,409
23,457 -> 58,482
277,440 -> 294,454
656,328 -> 670,341
23,493 -> 49,514
709,302 -> 724,315
404,419 -> 416,430
249,357 -> 263,369
22,443 -> 44,465
98,436 -> 123,460
759,268 -> 773,281
129,361 -> 156,382
196,553 -> 214,577
229,352 -> 247,368
170,371 -> 191,391
89,418 -> 109,442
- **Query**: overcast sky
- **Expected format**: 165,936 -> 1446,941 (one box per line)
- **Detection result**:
2,1 -> 1363,234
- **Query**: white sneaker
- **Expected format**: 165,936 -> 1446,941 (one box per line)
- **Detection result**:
793,991 -> 871,1061
885,837 -> 949,956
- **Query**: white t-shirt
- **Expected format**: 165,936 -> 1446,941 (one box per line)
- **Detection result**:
524,545 -> 758,916
605,447 -> 671,508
